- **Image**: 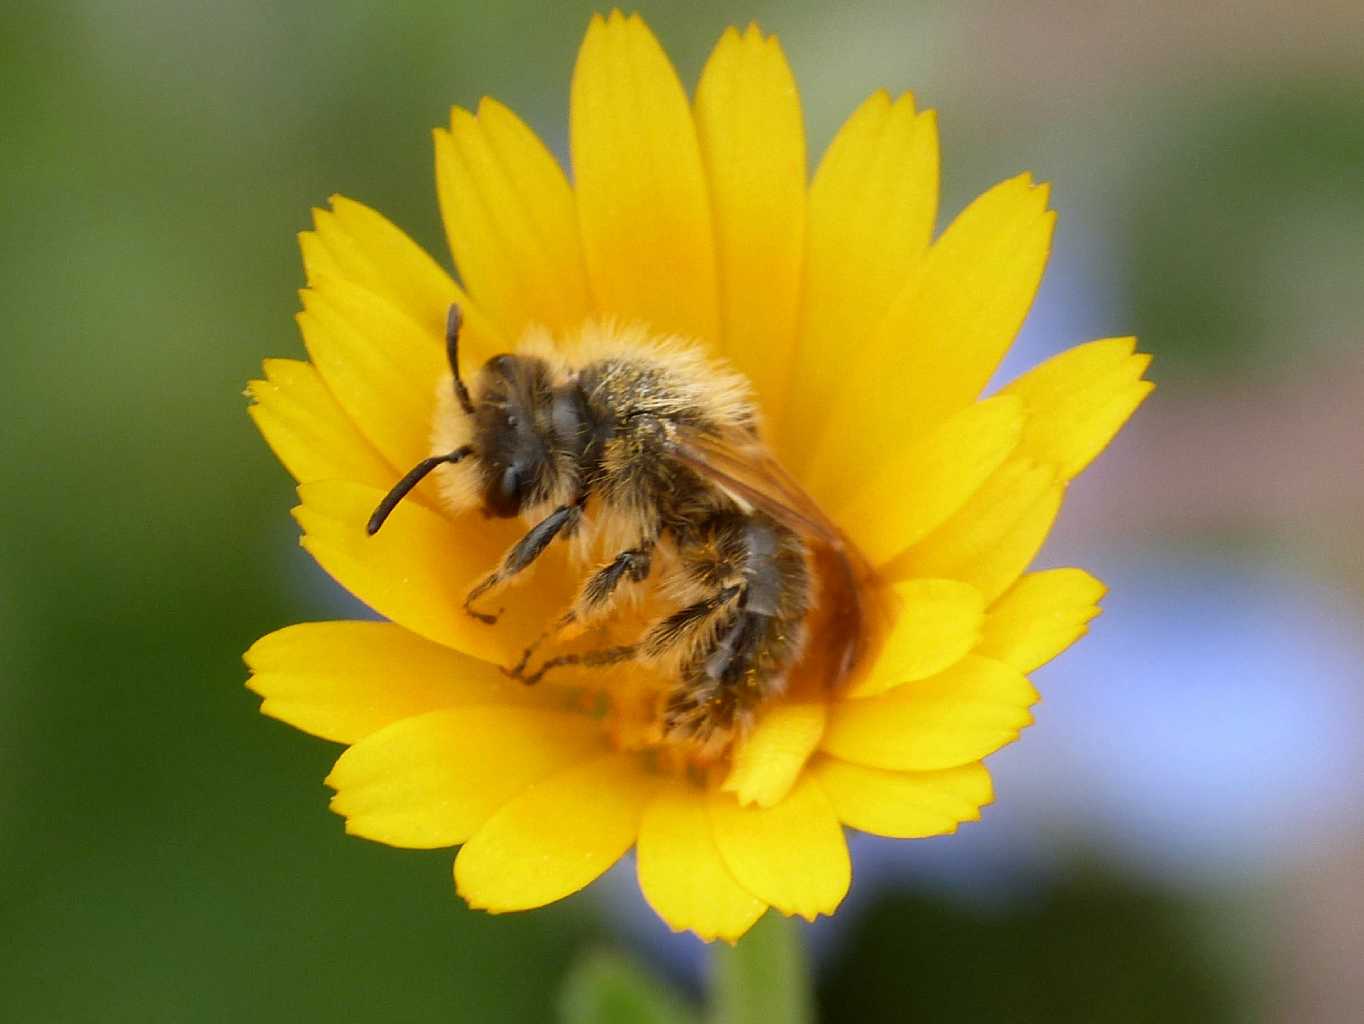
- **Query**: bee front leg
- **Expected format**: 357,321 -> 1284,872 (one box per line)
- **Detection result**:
464,500 -> 584,624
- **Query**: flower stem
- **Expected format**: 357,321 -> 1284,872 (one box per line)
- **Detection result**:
709,912 -> 813,1024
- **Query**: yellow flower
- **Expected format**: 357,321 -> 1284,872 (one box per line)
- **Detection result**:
245,11 -> 1151,943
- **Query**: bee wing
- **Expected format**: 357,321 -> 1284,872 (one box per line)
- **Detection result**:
671,428 -> 874,687
670,430 -> 846,549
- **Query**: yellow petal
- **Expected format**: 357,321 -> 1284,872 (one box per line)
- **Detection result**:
709,774 -> 850,921
813,756 -> 993,838
636,781 -> 766,943
303,197 -> 464,341
822,654 -> 1038,771
296,279 -> 447,473
848,579 -> 984,698
1003,337 -> 1154,481
884,458 -> 1062,604
834,396 -> 1024,563
722,700 -> 827,808
814,174 -> 1054,480
783,90 -> 938,459
327,706 -> 601,848
693,24 -> 805,414
301,199 -> 504,372
435,99 -> 591,340
456,753 -> 653,912
571,11 -> 720,343
244,621 -> 540,745
293,480 -> 565,665
246,359 -> 393,489
978,568 -> 1106,672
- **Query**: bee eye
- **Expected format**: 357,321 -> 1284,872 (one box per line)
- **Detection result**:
485,463 -> 524,518
487,354 -> 517,378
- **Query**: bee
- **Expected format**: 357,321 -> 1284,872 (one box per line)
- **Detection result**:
367,305 -> 870,753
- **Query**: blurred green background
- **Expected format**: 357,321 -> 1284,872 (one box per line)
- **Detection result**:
4,2 -> 1362,1020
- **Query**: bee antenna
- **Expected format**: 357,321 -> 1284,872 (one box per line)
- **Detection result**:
446,303 -> 475,416
367,445 -> 474,536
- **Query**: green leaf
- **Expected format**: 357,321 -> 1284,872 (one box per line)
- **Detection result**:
709,912 -> 813,1024
559,950 -> 699,1024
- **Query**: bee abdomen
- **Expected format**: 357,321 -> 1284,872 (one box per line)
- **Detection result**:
662,514 -> 810,751
663,604 -> 804,750
702,607 -> 766,685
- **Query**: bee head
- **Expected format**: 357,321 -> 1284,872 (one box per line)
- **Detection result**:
365,307 -> 567,536
470,354 -> 554,518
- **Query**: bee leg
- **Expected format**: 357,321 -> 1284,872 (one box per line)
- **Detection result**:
519,643 -> 638,686
575,542 -> 655,623
641,584 -> 743,659
506,611 -> 576,677
508,542 -> 656,677
464,500 -> 585,624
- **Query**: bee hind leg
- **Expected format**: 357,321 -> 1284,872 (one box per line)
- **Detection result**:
641,584 -> 742,659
